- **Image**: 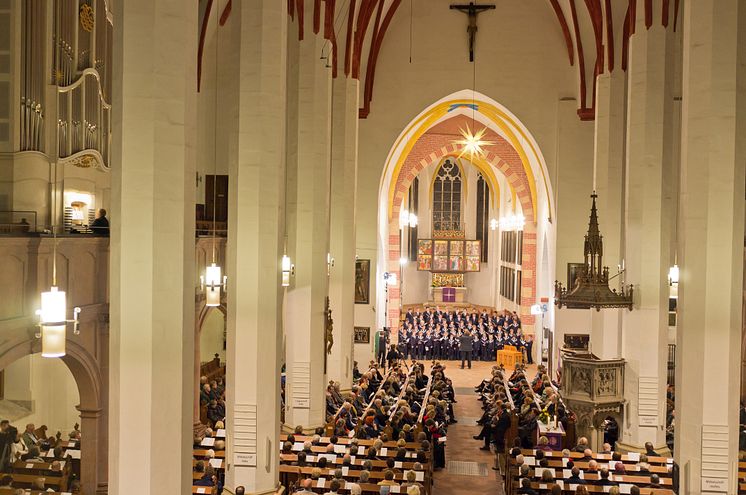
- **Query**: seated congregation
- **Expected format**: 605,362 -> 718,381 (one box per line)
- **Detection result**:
279,360 -> 455,494
193,358 -> 228,494
0,421 -> 82,494
474,364 -> 677,495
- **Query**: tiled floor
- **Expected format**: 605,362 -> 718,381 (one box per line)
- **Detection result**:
426,360 -> 540,494
431,360 -> 506,495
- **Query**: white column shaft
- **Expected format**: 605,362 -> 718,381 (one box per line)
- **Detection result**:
109,0 -> 196,493
328,77 -> 359,390
224,0 -> 287,492
675,1 -> 745,492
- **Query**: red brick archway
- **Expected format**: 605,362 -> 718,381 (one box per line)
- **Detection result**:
385,114 -> 538,331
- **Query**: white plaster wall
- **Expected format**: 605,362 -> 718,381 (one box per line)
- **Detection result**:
4,354 -> 80,435
200,308 -> 225,363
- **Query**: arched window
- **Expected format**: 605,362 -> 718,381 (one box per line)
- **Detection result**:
432,159 -> 462,231
476,174 -> 489,262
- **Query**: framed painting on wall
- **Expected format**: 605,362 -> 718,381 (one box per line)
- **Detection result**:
567,262 -> 586,291
354,326 -> 371,344
432,240 -> 449,272
465,256 -> 480,272
417,240 -> 433,271
465,240 -> 481,257
355,259 -> 370,304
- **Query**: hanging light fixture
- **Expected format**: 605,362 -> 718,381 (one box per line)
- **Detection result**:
499,213 -> 525,231
668,264 -> 679,286
455,124 -> 495,160
201,14 -> 226,306
36,7 -> 81,358
281,254 -> 294,287
399,208 -> 410,230
408,212 -> 418,228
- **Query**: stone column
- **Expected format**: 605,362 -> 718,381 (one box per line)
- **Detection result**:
327,76 -> 359,390
78,407 -> 102,495
108,0 -> 196,493
589,69 -> 625,360
675,1 -> 745,492
222,0 -> 286,493
620,7 -> 674,449
284,30 -> 332,429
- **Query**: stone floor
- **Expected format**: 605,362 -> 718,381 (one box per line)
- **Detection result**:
430,360 -> 538,495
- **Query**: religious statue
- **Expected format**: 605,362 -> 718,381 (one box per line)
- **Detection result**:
325,297 -> 334,355
450,2 -> 496,62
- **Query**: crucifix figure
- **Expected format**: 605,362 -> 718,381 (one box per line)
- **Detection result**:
450,2 -> 496,62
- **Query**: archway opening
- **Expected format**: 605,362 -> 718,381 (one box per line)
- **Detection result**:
376,90 -> 555,341
0,352 -> 88,492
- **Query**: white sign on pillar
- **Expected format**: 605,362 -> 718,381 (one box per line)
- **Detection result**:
700,425 -> 730,493
233,403 -> 257,467
637,376 -> 659,426
291,361 -> 311,409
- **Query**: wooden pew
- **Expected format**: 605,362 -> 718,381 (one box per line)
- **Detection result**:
511,480 -> 675,495
279,453 -> 422,470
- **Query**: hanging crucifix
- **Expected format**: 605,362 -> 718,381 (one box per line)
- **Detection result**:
450,2 -> 496,62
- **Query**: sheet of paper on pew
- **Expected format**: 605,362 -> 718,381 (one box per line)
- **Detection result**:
524,456 -> 535,466
390,486 -> 401,493
307,455 -> 316,462
195,488 -> 210,494
323,454 -> 337,462
292,442 -> 304,451
563,469 -> 584,479
357,446 -> 365,455
316,477 -> 326,488
394,461 -> 403,468
415,471 -> 424,481
334,444 -> 346,454
65,449 -> 81,459
619,485 -> 633,494
342,467 -> 349,476
209,458 -> 222,469
535,468 -> 553,478
380,447 -> 388,456
627,452 -> 640,462
201,437 -> 215,447
216,429 -> 225,437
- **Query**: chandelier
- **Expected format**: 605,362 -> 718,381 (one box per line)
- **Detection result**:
554,193 -> 634,311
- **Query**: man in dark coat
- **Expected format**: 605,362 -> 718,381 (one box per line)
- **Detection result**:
459,330 -> 473,369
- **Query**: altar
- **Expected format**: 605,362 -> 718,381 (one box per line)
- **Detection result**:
537,420 -> 566,451
430,286 -> 468,303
